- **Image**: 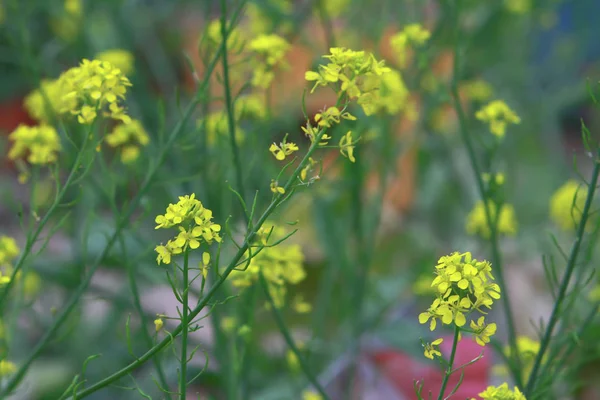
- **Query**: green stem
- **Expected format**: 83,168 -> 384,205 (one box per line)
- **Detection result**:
524,150 -> 600,395
179,249 -> 190,400
316,0 -> 336,49
219,0 -> 246,204
437,325 -> 460,400
68,111 -> 334,399
259,273 -> 329,400
449,0 -> 522,387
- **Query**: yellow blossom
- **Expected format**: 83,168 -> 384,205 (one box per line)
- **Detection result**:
246,1 -> 293,35
466,200 -> 518,238
362,69 -> 409,115
0,360 -> 16,377
270,180 -> 285,194
200,252 -> 210,280
549,180 -> 587,231
50,0 -> 82,42
423,338 -> 444,360
300,157 -> 318,181
0,236 -> 20,267
314,107 -> 356,128
248,34 -> 290,88
470,316 -> 497,346
154,317 -> 164,332
8,125 -> 61,165
478,382 -> 527,399
495,336 -> 541,383
95,49 -> 135,76
269,138 -> 299,161
475,100 -> 521,138
105,119 -> 149,164
293,295 -> 312,314
221,316 -> 237,334
462,79 -> 494,102
339,131 -> 356,162
390,24 -> 431,67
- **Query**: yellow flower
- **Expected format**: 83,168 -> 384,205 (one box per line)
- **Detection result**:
235,94 -> 267,120
293,295 -> 312,314
361,69 -> 409,115
505,0 -> 531,14
413,274 -> 437,296
549,180 -> 587,231
198,111 -> 245,147
419,252 -> 501,334
154,317 -> 164,332
301,123 -> 331,146
248,34 -> 290,89
0,360 -> 16,377
466,200 -> 518,238
300,157 -> 318,182
50,0 -> 82,42
105,119 -> 150,164
496,336 -> 541,383
461,79 -> 494,102
200,252 -> 211,280
269,138 -> 299,161
8,125 -> 61,165
475,100 -> 521,138
154,194 -> 221,265
478,382 -> 526,399
246,1 -> 293,35
302,390 -> 323,400
95,49 -> 135,76
339,131 -> 356,163
390,24 -> 431,67
270,180 -> 285,194
423,338 -> 443,360
470,316 -> 497,346
314,106 -> 356,128
229,224 -> 306,309
220,316 -> 237,334
0,236 -> 20,267
205,19 -> 244,53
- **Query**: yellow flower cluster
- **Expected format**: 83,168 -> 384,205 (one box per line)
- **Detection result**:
60,59 -> 132,124
305,47 -> 391,116
229,224 -> 306,308
95,49 -> 135,76
8,124 -> 61,165
418,252 -> 500,354
269,138 -> 299,161
390,23 -> 431,67
475,383 -> 526,399
248,34 -> 290,88
475,100 -> 521,139
205,19 -> 244,53
549,180 -> 587,231
154,194 -> 221,265
50,0 -> 82,42
0,236 -> 19,285
423,338 -> 444,360
466,200 -> 518,239
246,0 -> 293,35
461,79 -> 494,102
495,336 -> 541,383
24,59 -> 132,126
105,119 -> 150,164
362,69 -> 409,115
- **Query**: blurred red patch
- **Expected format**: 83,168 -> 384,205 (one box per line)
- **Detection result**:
0,96 -> 35,171
369,335 -> 490,399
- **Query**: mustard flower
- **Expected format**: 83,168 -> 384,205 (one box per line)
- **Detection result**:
390,24 -> 431,67
200,252 -> 210,280
423,338 -> 444,360
339,131 -> 356,163
475,100 -> 521,139
478,383 -> 527,400
59,59 -> 132,124
505,0 -> 531,14
0,360 -> 16,377
293,295 -> 312,314
0,236 -> 20,267
270,180 -> 285,194
8,124 -> 61,165
418,252 -> 500,344
246,1 -> 293,35
235,94 -> 267,120
229,224 -> 306,308
248,34 -> 290,88
24,78 -> 72,123
302,390 -> 323,400
470,316 -> 497,346
198,111 -> 245,147
462,79 -> 494,102
549,180 -> 587,231
154,317 -> 164,332
205,19 -> 244,52
413,274 -> 437,296
154,194 -> 221,265
314,106 -> 356,128
360,69 -> 409,115
305,47 -> 391,115
482,172 -> 505,187
300,157 -> 318,182
220,316 -> 237,334
269,138 -> 299,161
105,119 -> 150,164
95,49 -> 135,76
301,123 -> 331,146
466,200 -> 518,239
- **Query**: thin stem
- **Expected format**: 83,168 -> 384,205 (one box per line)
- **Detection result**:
259,273 -> 330,400
69,109 -> 334,399
179,249 -> 190,400
524,150 -> 600,395
316,0 -> 336,49
220,0 -> 246,203
437,325 -> 460,400
449,0 -> 522,387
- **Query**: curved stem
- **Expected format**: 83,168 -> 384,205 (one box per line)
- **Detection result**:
220,0 -> 246,204
449,0 -> 522,387
437,326 -> 460,400
259,273 -> 330,400
179,249 -> 190,400
524,150 -> 600,395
